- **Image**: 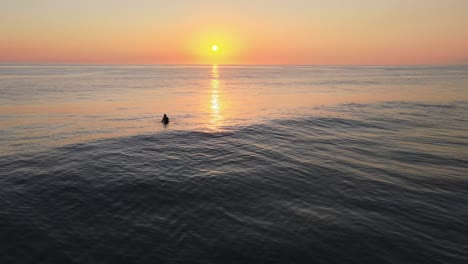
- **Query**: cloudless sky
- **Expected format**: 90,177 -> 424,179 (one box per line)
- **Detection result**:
1,0 -> 467,65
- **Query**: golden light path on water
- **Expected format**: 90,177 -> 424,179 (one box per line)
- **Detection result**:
209,65 -> 223,130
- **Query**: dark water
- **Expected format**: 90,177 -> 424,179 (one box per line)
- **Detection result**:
1,101 -> 467,263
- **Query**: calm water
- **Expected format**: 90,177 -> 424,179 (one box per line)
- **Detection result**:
1,65 -> 468,263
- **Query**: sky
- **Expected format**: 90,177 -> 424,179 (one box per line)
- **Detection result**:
1,0 -> 468,65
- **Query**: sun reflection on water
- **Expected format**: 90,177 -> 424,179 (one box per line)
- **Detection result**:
209,65 -> 223,129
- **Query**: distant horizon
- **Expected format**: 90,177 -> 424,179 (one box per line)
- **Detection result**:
1,62 -> 468,67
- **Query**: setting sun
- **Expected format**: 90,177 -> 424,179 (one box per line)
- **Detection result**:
211,45 -> 219,52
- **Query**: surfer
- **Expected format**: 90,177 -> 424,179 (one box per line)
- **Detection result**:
161,114 -> 169,125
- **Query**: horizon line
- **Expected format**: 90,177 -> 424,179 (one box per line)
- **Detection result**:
1,62 -> 467,67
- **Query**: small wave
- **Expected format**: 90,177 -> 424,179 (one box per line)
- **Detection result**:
1,101 -> 468,263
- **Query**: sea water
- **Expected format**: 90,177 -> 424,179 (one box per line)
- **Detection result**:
1,65 -> 467,263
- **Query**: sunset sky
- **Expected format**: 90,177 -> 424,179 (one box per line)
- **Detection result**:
1,0 -> 468,65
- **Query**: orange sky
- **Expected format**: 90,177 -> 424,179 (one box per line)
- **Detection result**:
1,0 -> 467,65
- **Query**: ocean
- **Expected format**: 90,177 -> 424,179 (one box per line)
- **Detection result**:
1,65 -> 468,263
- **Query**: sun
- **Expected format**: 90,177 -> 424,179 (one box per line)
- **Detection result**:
211,45 -> 219,52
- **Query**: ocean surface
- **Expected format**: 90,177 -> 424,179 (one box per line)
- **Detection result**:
1,65 -> 468,263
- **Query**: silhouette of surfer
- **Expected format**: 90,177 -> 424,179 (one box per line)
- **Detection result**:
161,114 -> 169,125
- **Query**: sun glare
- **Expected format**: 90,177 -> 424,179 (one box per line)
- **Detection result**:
211,45 -> 219,52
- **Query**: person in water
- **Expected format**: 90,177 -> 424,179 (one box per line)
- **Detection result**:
161,114 -> 169,125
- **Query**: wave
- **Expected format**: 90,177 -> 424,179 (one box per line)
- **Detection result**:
1,102 -> 468,263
